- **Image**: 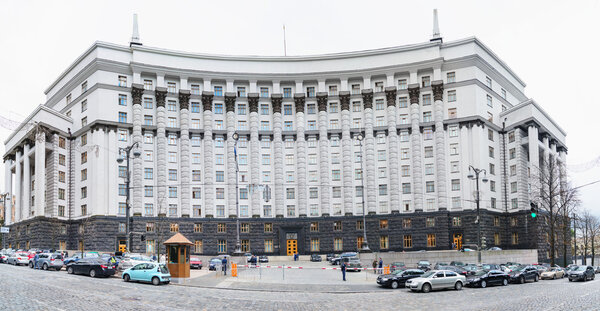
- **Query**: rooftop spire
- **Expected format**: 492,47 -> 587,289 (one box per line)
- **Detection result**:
431,9 -> 442,43
130,14 -> 142,47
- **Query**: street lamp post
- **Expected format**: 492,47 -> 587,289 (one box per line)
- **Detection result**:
1,192 -> 8,250
467,165 -> 488,264
232,133 -> 242,256
356,133 -> 370,253
117,142 -> 141,253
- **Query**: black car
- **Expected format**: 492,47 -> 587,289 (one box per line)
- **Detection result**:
326,253 -> 337,262
568,265 -> 595,282
466,270 -> 510,288
417,261 -> 431,271
208,258 -> 222,271
66,258 -> 116,277
310,254 -> 322,262
377,269 -> 424,289
438,265 -> 469,276
509,265 -> 539,284
390,262 -> 406,272
480,263 -> 501,271
258,255 -> 269,263
331,252 -> 357,265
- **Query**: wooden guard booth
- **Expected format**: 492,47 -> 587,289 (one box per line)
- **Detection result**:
164,233 -> 193,279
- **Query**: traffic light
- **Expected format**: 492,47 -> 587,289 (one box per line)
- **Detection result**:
530,202 -> 538,218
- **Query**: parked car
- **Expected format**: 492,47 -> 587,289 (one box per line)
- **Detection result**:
433,262 -> 449,270
310,254 -> 322,262
259,255 -> 269,263
449,261 -> 465,267
487,247 -> 502,251
565,265 -> 578,276
377,269 -> 424,289
119,254 -> 154,270
594,266 -> 600,274
417,260 -> 431,271
541,267 -> 565,280
480,264 -> 501,271
63,252 -> 100,265
390,262 -> 406,272
405,270 -> 466,293
244,253 -> 253,263
208,258 -> 222,271
66,258 -> 116,277
509,265 -> 539,284
326,253 -> 337,262
123,262 -> 171,285
346,258 -> 362,272
568,265 -> 595,282
331,252 -> 357,265
29,253 -> 64,271
0,250 -> 12,263
438,265 -> 469,276
466,270 -> 509,288
190,257 -> 203,269
533,265 -> 548,276
7,252 -> 29,266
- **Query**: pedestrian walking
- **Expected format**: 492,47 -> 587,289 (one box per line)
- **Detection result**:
372,259 -> 377,274
378,257 -> 383,274
452,242 -> 456,250
341,261 -> 347,281
221,257 -> 228,276
33,253 -> 40,269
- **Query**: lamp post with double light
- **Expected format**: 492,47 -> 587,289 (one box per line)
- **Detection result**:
356,133 -> 370,253
117,141 -> 141,253
232,133 -> 242,256
467,165 -> 488,264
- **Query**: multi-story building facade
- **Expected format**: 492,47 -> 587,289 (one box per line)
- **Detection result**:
2,22 -> 568,261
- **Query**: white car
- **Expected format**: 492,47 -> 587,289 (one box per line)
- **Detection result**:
119,254 -> 155,270
7,252 -> 30,266
406,270 -> 466,293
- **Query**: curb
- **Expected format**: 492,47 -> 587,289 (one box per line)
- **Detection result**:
170,282 -> 384,294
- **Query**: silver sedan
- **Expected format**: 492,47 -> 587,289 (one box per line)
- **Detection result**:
405,270 -> 466,293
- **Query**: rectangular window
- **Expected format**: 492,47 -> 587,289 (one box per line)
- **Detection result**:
144,204 -> 153,216
487,95 -> 493,107
452,217 -> 462,226
402,183 -> 411,194
143,97 -> 153,109
398,79 -> 408,90
447,72 -> 456,83
193,205 -> 202,217
509,148 -> 516,160
237,87 -> 246,97
260,103 -> 269,115
403,235 -> 412,248
306,86 -> 315,98
427,234 -> 436,247
422,94 -> 432,106
118,76 -> 127,87
218,240 -> 227,253
511,182 -> 518,193
379,220 -> 388,229
494,233 -> 501,245
118,112 -> 127,123
422,76 -> 430,87
380,236 -> 389,250
426,181 -> 435,193
260,87 -> 269,98
214,103 -> 223,114
448,108 -> 457,119
426,217 -> 436,227
333,238 -> 343,251
264,239 -> 273,253
283,87 -> 292,98
451,179 -> 460,191
284,104 -> 293,115
241,223 -> 250,233
333,221 -> 342,231
398,97 -> 408,108
448,90 -> 456,102
214,86 -> 223,96
489,146 -> 495,158
379,184 -> 388,196
450,144 -> 459,155
402,218 -> 412,229
310,238 -> 320,252
511,232 -> 519,245
508,131 -> 515,143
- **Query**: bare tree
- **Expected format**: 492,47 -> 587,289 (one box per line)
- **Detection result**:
154,187 -> 170,262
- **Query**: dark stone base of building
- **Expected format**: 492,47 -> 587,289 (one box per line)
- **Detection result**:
4,209 -> 571,264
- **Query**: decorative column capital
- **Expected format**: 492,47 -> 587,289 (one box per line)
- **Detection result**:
385,86 -> 397,107
361,89 -> 373,109
201,91 -> 214,111
408,84 -> 420,104
225,92 -> 237,112
155,87 -> 167,108
294,93 -> 305,113
432,80 -> 444,101
271,94 -> 283,114
339,91 -> 350,111
317,92 -> 328,112
248,93 -> 259,113
131,83 -> 144,106
179,90 -> 191,110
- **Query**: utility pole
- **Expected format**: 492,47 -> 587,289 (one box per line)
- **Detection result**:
117,142 -> 141,253
468,165 -> 488,264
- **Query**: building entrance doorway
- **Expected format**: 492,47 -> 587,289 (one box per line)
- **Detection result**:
286,232 -> 298,255
453,234 -> 463,250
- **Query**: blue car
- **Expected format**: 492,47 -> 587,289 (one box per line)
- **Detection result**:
63,252 -> 99,265
122,262 -> 171,285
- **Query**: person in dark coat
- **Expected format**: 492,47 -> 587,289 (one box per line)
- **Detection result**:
378,258 -> 383,274
221,257 -> 228,275
341,261 -> 347,281
33,253 -> 40,269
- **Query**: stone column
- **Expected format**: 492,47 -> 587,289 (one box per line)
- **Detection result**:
131,84 -> 144,215
339,92 -> 353,215
51,134 -> 59,217
385,87 -> 400,213
271,94 -> 284,217
432,81 -> 447,210
155,87 -> 168,215
317,92 -> 331,216
528,126 -> 540,170
34,132 -> 46,217
179,90 -> 191,216
94,128 -> 107,216
362,89 -> 376,214
4,158 -> 13,225
225,93 -> 237,217
202,91 -> 215,217
14,150 -> 21,222
23,144 -> 30,218
107,129 -> 118,216
294,94 -> 307,217
408,85 -> 423,211
248,93 -> 260,217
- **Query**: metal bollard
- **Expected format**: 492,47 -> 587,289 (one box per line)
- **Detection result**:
282,265 -> 285,280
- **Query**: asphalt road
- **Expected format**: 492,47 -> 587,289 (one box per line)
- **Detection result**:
0,263 -> 599,310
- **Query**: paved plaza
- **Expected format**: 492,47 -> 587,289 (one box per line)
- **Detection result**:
1,262 -> 599,310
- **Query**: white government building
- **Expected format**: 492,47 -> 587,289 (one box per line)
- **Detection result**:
2,13 -> 567,258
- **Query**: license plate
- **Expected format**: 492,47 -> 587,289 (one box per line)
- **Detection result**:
164,278 -> 170,281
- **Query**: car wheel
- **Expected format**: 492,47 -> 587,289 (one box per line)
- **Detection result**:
421,283 -> 431,293
455,281 -> 463,290
568,278 -> 572,282
553,275 -> 556,280
152,277 -> 160,286
534,275 -> 539,282
520,276 -> 525,284
89,269 -> 97,278
391,281 -> 399,289
502,278 -> 508,286
67,267 -> 74,274
29,262 -> 33,268
123,274 -> 130,282
480,280 -> 487,288
43,263 -> 48,271
592,275 -> 595,280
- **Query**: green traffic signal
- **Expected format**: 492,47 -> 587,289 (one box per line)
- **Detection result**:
531,212 -> 537,218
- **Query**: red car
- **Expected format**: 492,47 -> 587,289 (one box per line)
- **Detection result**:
190,257 -> 202,269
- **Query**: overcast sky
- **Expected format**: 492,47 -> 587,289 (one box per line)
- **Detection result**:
1,0 -> 599,215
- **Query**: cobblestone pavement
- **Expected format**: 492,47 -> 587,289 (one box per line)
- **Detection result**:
1,263 -> 600,311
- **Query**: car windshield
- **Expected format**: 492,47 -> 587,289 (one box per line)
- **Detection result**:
418,261 -> 430,265
190,257 -> 200,261
515,265 -> 528,272
159,264 -> 169,274
575,266 -> 587,271
421,271 -> 435,278
473,270 -> 487,276
211,259 -> 221,264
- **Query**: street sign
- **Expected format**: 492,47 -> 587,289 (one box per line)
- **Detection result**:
1,227 -> 9,233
